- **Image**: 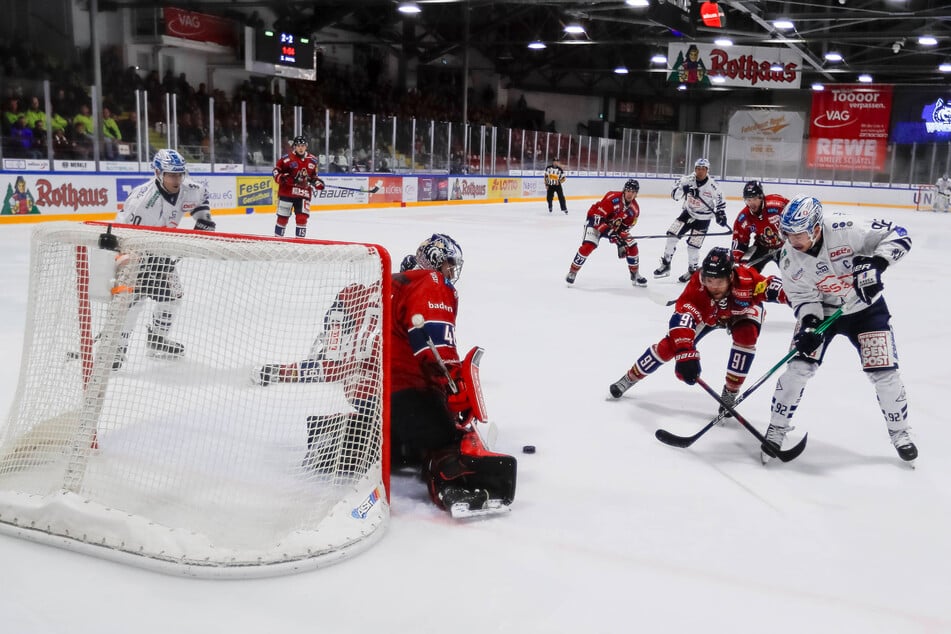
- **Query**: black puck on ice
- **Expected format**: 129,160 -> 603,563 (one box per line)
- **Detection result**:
522,445 -> 536,454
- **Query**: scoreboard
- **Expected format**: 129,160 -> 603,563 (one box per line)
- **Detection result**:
244,27 -> 316,80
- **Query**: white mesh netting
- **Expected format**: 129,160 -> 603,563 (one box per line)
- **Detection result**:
0,222 -> 389,577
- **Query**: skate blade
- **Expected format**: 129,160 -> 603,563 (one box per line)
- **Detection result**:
449,499 -> 511,520
146,349 -> 185,360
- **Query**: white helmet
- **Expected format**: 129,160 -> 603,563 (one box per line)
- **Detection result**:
780,195 -> 823,235
694,157 -> 710,169
415,233 -> 464,283
152,148 -> 187,175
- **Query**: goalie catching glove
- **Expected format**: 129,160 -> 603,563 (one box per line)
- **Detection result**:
852,255 -> 887,304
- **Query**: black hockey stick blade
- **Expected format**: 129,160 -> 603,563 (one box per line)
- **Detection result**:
655,422 -> 719,448
760,434 -> 808,462
367,185 -> 380,194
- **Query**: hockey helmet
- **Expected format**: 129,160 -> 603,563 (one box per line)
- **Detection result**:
742,180 -> 764,199
694,157 -> 710,169
152,148 -> 187,175
415,233 -> 464,283
292,135 -> 308,146
701,247 -> 733,280
623,179 -> 640,193
780,195 -> 823,236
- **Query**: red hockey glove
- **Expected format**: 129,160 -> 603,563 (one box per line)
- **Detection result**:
444,363 -> 471,415
313,177 -> 326,191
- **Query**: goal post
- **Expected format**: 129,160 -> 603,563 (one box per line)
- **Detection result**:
0,221 -> 391,577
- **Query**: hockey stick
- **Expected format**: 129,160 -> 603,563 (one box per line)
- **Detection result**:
655,307 -> 843,451
322,183 -> 381,194
631,229 -> 732,240
411,313 -> 458,393
690,376 -> 807,462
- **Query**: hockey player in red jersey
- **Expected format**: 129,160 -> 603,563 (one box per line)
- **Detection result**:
272,135 -> 325,238
391,233 -> 516,517
254,282 -> 382,474
731,180 -> 789,272
565,179 -> 647,287
609,246 -> 789,414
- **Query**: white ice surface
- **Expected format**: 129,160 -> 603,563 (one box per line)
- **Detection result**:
0,198 -> 948,633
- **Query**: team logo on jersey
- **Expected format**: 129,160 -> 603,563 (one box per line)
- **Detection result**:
427,301 -> 454,313
816,262 -> 829,274
829,246 -> 853,260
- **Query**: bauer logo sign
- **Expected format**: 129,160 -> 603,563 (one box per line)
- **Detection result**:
236,177 -> 275,207
487,178 -> 520,200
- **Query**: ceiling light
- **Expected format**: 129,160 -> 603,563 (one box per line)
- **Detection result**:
625,0 -> 649,6
527,41 -> 546,50
651,54 -> 668,64
614,66 -> 629,74
939,62 -> 951,72
397,2 -> 420,14
824,52 -> 843,62
858,74 -> 873,83
919,35 -> 938,46
772,19 -> 794,30
714,38 -> 733,46
812,83 -> 825,91
564,24 -> 585,35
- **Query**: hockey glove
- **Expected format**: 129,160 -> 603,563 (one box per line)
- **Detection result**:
682,184 -> 692,196
793,314 -> 824,354
852,255 -> 888,304
674,348 -> 701,385
192,209 -> 216,231
714,208 -> 728,227
313,177 -> 326,191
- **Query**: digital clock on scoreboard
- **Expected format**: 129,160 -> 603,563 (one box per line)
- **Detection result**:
254,29 -> 314,69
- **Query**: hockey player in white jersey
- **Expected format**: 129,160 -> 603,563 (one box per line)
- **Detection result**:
934,174 -> 949,212
654,157 -> 728,282
113,148 -> 216,369
763,195 -> 916,464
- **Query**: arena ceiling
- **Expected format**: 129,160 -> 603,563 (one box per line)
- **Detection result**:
118,1 -> 951,95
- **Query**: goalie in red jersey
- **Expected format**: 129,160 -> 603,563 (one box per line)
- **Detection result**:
272,135 -> 325,238
565,179 -> 647,287
391,233 -> 516,518
731,180 -> 789,272
608,246 -> 789,415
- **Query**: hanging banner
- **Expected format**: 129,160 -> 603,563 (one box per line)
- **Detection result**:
164,7 -> 238,49
807,84 -> 893,171
667,43 -> 802,89
727,110 -> 804,163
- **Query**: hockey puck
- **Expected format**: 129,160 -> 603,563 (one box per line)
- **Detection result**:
522,445 -> 536,454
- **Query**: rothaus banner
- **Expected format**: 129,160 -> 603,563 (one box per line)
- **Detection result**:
808,84 -> 893,171
667,43 -> 803,89
727,110 -> 804,163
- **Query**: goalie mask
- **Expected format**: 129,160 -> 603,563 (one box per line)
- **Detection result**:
416,233 -> 464,283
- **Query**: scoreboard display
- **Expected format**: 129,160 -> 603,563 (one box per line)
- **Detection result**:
255,30 -> 314,68
245,27 -> 316,80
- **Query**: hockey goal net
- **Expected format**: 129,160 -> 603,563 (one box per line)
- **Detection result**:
0,222 -> 390,577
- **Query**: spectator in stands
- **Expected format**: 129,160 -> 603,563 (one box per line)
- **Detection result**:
102,106 -> 122,160
3,97 -> 20,134
24,96 -> 45,130
72,104 -> 94,140
71,120 -> 93,160
52,125 -> 73,159
8,115 -> 35,158
31,118 -> 48,158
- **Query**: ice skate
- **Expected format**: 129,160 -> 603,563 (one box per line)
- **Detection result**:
761,424 -> 792,464
566,268 -> 578,284
440,486 -> 509,519
630,271 -> 648,287
718,386 -> 738,421
889,429 -> 918,463
609,372 -> 637,398
678,265 -> 699,283
653,257 -> 672,278
147,328 -> 184,357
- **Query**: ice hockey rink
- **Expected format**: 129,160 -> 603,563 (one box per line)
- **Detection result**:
1,193 -> 949,634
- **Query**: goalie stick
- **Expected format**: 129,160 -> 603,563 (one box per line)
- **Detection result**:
655,308 -> 843,453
